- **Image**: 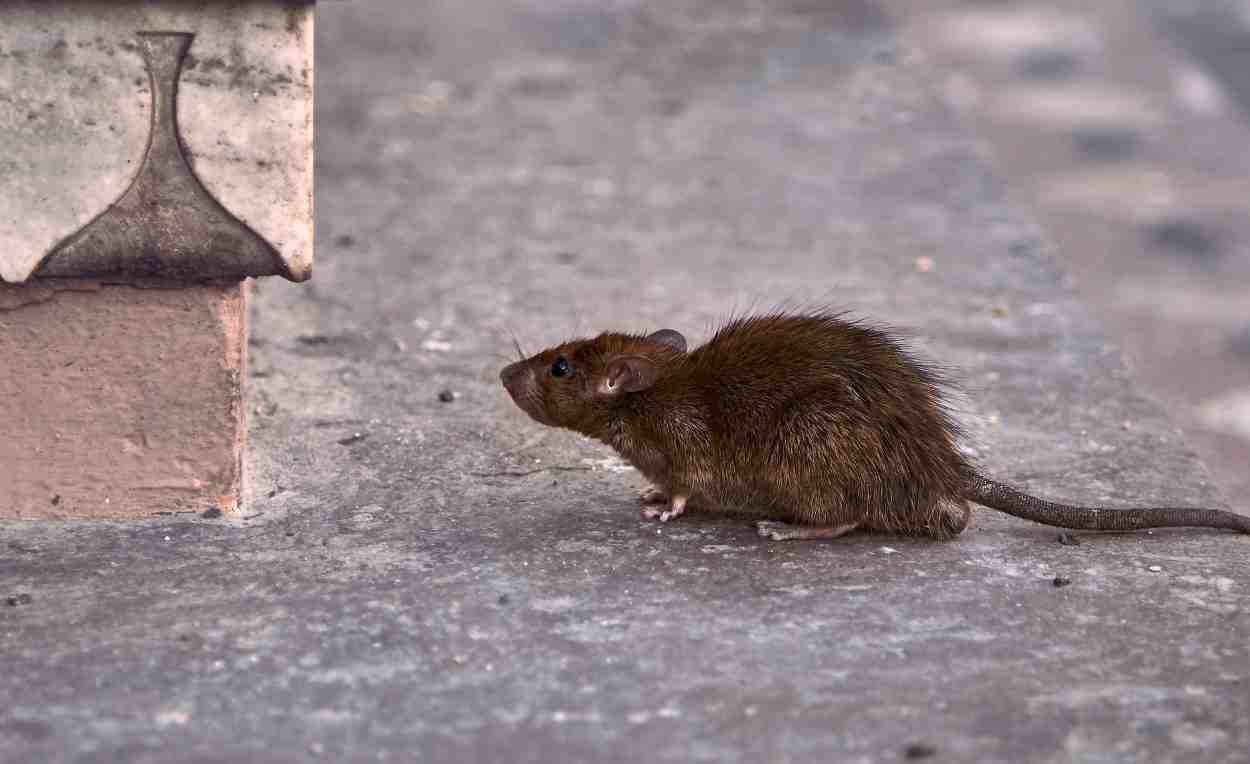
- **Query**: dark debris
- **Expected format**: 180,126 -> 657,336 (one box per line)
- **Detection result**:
903,742 -> 937,760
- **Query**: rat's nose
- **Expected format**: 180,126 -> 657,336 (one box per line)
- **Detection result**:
500,361 -> 530,396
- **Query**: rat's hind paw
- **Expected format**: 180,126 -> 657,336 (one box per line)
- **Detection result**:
757,521 -> 796,540
642,494 -> 687,523
638,486 -> 668,506
756,521 -> 858,541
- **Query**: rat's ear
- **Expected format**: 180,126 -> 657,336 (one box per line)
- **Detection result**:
645,329 -> 686,353
602,354 -> 659,394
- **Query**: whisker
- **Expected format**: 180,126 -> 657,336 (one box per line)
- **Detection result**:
510,332 -> 526,361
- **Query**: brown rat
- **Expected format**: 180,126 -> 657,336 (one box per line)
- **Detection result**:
499,311 -> 1250,540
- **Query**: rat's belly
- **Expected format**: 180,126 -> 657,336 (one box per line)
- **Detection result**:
694,480 -> 797,520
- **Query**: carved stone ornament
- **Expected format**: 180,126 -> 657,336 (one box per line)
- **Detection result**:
36,33 -> 291,282
0,3 -> 314,283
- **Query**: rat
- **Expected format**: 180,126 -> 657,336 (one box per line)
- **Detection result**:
499,311 -> 1250,540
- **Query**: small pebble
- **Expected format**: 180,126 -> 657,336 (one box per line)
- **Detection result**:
914,256 -> 935,273
1148,565 -> 1163,573
991,305 -> 1009,317
337,432 -> 367,446
903,742 -> 937,759
438,389 -> 456,403
1052,576 -> 1072,588
6,594 -> 34,607
201,507 -> 223,519
497,594 -> 511,606
1057,532 -> 1080,546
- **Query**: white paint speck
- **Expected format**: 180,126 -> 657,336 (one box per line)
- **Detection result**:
587,178 -> 617,197
1195,387 -> 1250,440
580,456 -> 634,473
552,710 -> 602,724
1148,565 -> 1163,573
154,709 -> 190,727
1173,64 -> 1227,115
880,546 -> 899,555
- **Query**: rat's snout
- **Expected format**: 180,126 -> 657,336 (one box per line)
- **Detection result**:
501,360 -> 549,424
500,360 -> 534,400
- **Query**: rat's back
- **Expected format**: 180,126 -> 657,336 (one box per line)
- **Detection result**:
684,312 -> 947,420
671,312 -> 972,536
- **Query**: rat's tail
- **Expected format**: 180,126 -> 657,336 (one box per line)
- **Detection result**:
965,475 -> 1250,533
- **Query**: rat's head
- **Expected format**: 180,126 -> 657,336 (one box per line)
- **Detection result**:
500,328 -> 687,435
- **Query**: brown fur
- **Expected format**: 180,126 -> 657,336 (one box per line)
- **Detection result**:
502,310 -> 1250,538
501,311 -> 972,539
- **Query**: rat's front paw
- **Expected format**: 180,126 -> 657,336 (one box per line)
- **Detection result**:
642,494 -> 687,523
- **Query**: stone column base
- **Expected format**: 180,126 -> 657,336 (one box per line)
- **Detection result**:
0,280 -> 246,519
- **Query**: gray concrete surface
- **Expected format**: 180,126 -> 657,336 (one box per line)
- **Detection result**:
895,0 -> 1250,513
3,1 -> 1248,762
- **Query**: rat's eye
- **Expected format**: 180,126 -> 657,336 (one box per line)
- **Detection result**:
550,356 -> 571,378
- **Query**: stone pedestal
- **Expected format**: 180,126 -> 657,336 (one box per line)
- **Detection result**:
0,281 -> 246,518
0,1 -> 314,518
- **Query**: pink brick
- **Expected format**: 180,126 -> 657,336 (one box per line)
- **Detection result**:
0,280 -> 246,519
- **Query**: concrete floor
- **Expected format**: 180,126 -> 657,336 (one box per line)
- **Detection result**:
3,1 -> 1248,762
895,0 -> 1250,513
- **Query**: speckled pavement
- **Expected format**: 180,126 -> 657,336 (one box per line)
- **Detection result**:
3,2 -> 1247,762
895,0 -> 1250,513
